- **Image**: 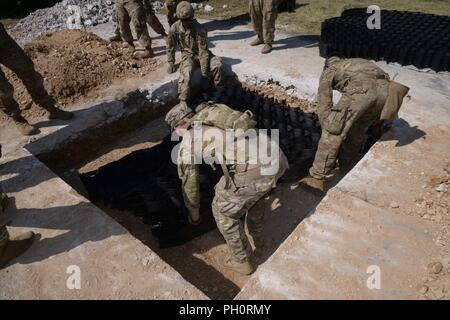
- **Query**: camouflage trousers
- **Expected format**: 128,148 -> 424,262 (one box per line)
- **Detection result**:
310,79 -> 389,179
116,0 -> 152,49
249,0 -> 279,45
0,24 -> 55,120
178,54 -> 224,101
113,1 -> 166,38
0,192 -> 9,250
166,0 -> 182,26
212,156 -> 288,263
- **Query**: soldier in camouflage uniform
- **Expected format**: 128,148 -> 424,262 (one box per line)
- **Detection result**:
166,0 -> 183,26
302,55 -> 409,192
165,102 -> 289,275
166,1 -> 224,104
0,22 -> 73,136
249,0 -> 279,54
110,0 -> 167,43
0,145 -> 36,270
115,0 -> 154,58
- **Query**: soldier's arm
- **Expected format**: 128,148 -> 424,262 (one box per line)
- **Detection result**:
178,139 -> 201,211
167,25 -> 177,65
142,0 -> 152,11
317,67 -> 335,119
197,27 -> 210,77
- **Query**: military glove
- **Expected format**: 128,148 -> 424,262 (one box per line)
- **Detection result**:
167,63 -> 176,74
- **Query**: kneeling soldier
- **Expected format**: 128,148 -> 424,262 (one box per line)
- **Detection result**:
166,1 -> 225,105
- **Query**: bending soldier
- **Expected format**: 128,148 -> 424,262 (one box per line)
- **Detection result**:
165,102 -> 289,275
302,55 -> 409,192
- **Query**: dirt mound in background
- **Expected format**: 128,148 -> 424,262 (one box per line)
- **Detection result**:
2,29 -> 160,119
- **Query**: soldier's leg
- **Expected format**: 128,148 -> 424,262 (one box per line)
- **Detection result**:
212,177 -> 253,263
262,0 -> 278,46
109,9 -> 122,42
178,57 -> 196,101
116,0 -> 134,46
166,0 -> 178,26
146,5 -> 167,36
209,55 -> 225,91
339,99 -> 383,170
249,0 -> 264,45
309,130 -> 344,180
0,69 -> 38,135
125,0 -> 152,53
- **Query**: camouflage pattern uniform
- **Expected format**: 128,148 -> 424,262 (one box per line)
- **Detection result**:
112,0 -> 166,39
167,19 -> 224,101
115,0 -> 152,49
166,0 -> 183,26
310,58 -> 393,179
177,104 -> 288,263
0,22 -> 59,121
249,0 -> 279,46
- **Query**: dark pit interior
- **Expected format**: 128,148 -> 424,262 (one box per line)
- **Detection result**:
31,79 -> 382,299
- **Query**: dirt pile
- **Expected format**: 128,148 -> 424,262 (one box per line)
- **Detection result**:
2,29 -> 161,118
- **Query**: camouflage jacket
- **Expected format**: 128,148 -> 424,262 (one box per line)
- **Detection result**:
177,123 -> 286,211
167,19 -> 210,76
317,58 -> 389,116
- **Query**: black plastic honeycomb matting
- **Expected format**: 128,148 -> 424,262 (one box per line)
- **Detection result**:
320,9 -> 450,72
80,137 -> 222,248
80,84 -> 380,247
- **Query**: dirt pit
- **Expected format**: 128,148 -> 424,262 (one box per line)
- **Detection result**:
1,29 -> 161,120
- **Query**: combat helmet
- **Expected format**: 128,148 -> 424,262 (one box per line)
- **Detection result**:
165,102 -> 194,129
176,1 -> 194,20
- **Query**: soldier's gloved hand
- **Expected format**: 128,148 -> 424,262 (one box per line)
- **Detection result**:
188,208 -> 202,225
167,63 -> 176,74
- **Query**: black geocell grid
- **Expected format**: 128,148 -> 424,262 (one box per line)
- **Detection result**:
79,82 -> 379,248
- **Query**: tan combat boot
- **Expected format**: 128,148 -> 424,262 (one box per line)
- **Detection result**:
12,115 -> 39,136
250,37 -> 264,46
0,231 -> 35,270
299,175 -> 325,193
261,44 -> 272,54
122,41 -> 135,49
215,251 -> 254,275
109,34 -> 122,42
46,107 -> 74,121
133,48 -> 154,59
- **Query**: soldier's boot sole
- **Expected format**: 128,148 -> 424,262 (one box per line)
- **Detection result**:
109,34 -> 122,42
122,41 -> 135,49
0,231 -> 35,270
250,37 -> 264,46
133,49 -> 154,59
13,117 -> 39,136
47,108 -> 74,121
215,251 -> 254,276
299,175 -> 325,194
261,44 -> 273,54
